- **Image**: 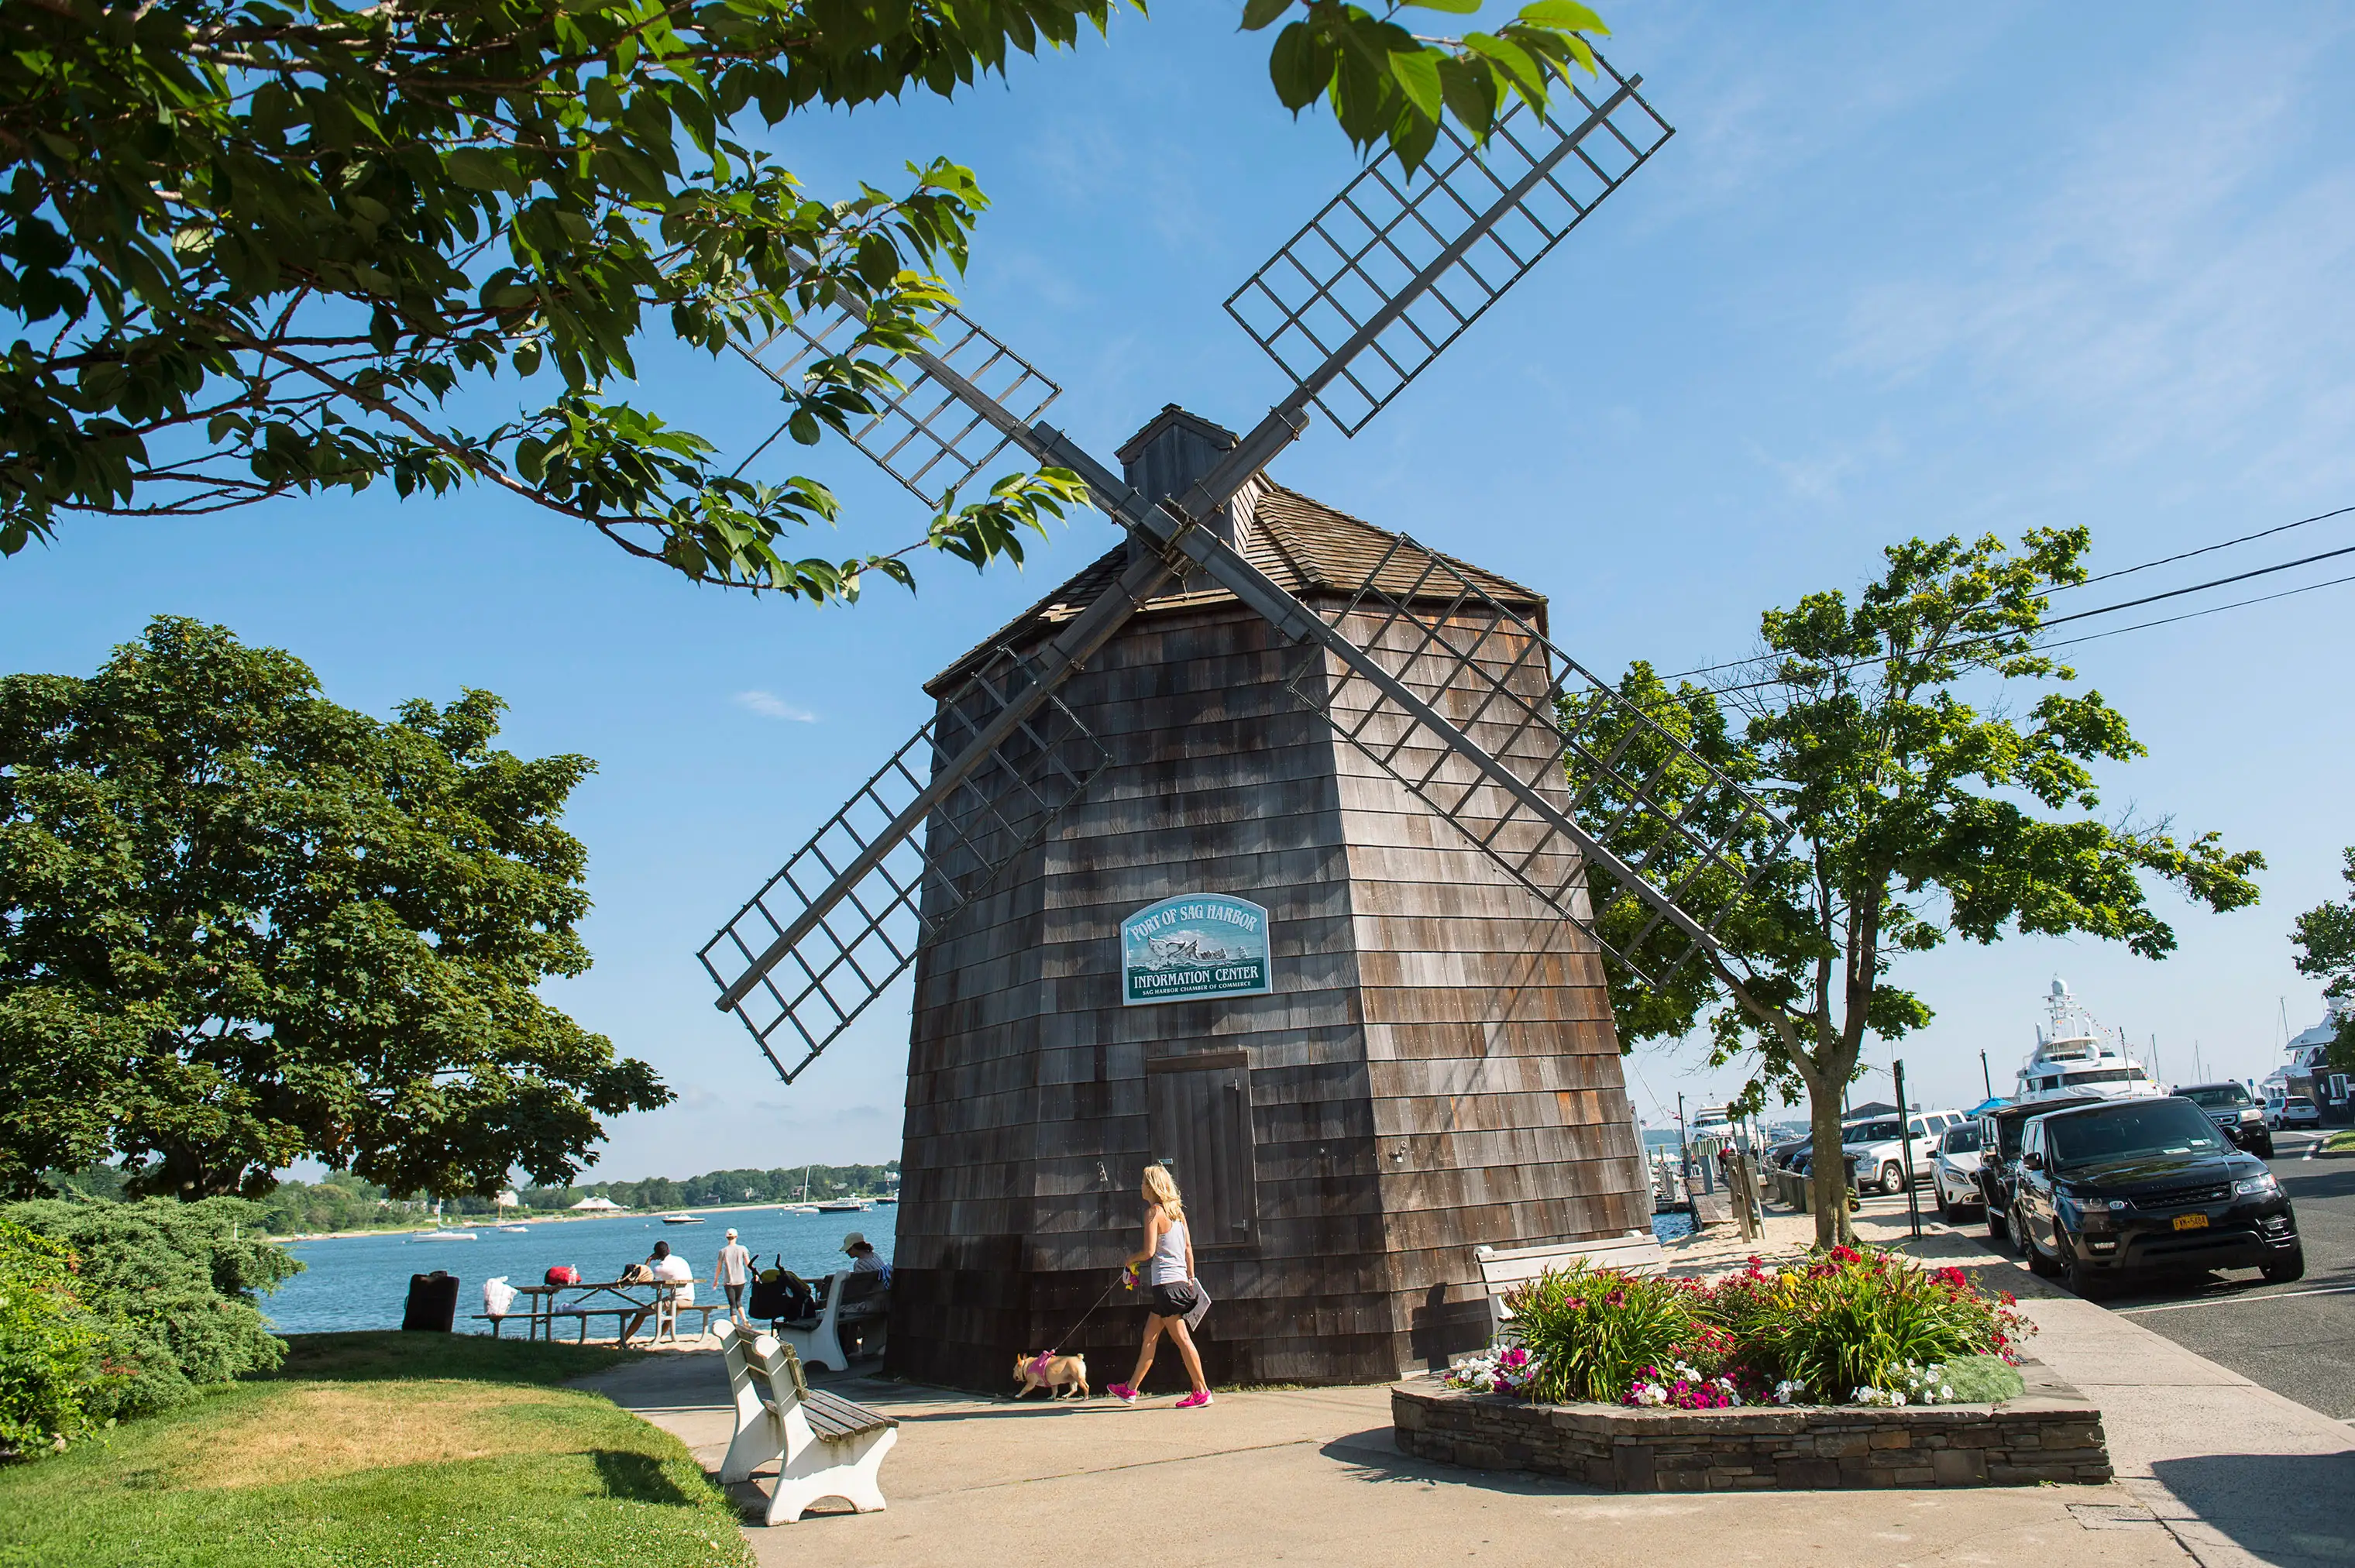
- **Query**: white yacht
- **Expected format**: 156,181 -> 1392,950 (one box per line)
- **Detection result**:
2014,978 -> 2158,1103
2260,999 -> 2345,1102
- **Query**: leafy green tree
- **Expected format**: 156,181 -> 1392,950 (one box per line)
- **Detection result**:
0,1217 -> 119,1457
2,0 -> 1607,597
3,1197 -> 297,1421
0,617 -> 669,1200
1577,530 -> 2265,1243
2290,848 -> 2355,1072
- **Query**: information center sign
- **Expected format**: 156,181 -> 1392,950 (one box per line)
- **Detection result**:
1119,894 -> 1272,1006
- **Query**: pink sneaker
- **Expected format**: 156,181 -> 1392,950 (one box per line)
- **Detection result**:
1109,1383 -> 1138,1405
1175,1390 -> 1213,1410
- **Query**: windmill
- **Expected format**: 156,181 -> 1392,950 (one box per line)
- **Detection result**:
700,56 -> 1789,1384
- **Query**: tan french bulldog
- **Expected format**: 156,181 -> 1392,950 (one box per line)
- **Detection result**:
1012,1350 -> 1090,1400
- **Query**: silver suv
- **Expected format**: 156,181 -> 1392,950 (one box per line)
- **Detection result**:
1841,1110 -> 1965,1195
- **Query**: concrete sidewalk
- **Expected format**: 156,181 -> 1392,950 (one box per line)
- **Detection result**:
572,1205 -> 2350,1567
1842,1207 -> 2355,1568
582,1351 -> 2188,1567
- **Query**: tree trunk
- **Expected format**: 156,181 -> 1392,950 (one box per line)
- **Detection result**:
1804,1078 -> 1853,1248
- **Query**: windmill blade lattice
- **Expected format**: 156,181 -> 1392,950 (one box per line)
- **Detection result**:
699,645 -> 1106,1083
731,304 -> 1061,510
1282,534 -> 1791,986
1226,53 -> 1671,436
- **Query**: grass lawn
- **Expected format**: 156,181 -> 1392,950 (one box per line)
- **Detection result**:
0,1332 -> 749,1568
2326,1129 -> 2355,1153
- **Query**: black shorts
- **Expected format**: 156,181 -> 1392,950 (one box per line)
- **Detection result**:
1148,1281 -> 1202,1319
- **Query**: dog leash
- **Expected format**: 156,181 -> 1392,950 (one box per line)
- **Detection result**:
1042,1271 -> 1131,1357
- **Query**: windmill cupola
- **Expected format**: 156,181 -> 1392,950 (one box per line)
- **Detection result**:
1116,404 -> 1260,565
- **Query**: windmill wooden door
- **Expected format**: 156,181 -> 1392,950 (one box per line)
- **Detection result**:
1146,1050 -> 1260,1252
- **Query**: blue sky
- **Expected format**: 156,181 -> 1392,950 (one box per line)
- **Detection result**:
8,3 -> 2354,1175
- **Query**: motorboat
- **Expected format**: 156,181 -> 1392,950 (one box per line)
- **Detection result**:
2015,978 -> 2157,1103
496,1224 -> 531,1233
871,1195 -> 899,1206
412,1229 -> 477,1240
660,1213 -> 704,1225
813,1198 -> 868,1212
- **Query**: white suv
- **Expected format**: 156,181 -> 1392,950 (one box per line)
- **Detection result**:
1840,1110 -> 1965,1195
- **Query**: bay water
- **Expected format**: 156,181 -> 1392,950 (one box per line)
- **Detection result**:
264,1206 -> 897,1335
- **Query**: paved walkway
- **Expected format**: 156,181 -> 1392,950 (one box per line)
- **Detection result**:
572,1200 -> 2350,1567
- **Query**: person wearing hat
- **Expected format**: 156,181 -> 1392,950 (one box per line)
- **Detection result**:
841,1231 -> 886,1275
714,1228 -> 754,1325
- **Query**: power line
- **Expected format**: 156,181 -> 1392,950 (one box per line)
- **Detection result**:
2058,501 -> 2355,590
2037,541 -> 2355,628
2035,566 -> 2355,652
1659,500 -> 2355,683
1704,560 -> 2355,698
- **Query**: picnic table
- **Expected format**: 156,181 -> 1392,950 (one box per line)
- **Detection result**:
477,1277 -> 723,1344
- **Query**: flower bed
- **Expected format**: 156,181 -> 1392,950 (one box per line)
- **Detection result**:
1447,1247 -> 2031,1411
1397,1246 -> 2108,1491
1394,1360 -> 2112,1491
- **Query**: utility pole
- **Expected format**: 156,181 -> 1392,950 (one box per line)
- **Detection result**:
1893,1059 -> 1922,1239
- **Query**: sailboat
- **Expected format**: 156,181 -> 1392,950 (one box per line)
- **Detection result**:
413,1198 -> 478,1240
779,1165 -> 820,1215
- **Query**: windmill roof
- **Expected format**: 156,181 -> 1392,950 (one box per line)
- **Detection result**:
925,482 -> 1545,694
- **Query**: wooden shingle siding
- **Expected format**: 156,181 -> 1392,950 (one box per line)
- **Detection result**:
885,487 -> 1647,1389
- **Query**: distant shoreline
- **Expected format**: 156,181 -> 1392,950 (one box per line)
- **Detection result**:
271,1196 -> 893,1243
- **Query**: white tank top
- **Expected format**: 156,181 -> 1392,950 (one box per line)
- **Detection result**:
1150,1211 -> 1189,1284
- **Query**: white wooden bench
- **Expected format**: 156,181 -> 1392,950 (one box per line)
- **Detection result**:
774,1269 -> 887,1373
1473,1231 -> 1668,1340
715,1321 -> 899,1525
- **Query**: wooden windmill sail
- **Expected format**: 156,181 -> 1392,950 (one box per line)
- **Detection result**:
700,57 -> 1791,1382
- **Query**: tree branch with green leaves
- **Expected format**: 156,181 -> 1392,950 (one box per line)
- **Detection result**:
2,0 -> 1606,600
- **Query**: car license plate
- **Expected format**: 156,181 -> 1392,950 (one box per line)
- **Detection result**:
2173,1213 -> 2209,1231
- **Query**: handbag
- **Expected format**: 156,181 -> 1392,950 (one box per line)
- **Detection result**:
1183,1277 -> 1212,1332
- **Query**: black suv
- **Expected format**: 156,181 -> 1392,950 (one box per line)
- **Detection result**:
1975,1093 -> 2105,1243
2010,1095 -> 2302,1297
2174,1081 -> 2274,1159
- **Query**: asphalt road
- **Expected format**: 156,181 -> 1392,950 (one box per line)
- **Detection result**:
2085,1130 -> 2355,1421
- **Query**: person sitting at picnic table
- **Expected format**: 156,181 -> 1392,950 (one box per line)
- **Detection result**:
617,1240 -> 694,1346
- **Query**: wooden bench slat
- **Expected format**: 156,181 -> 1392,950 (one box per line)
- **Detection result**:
801,1387 -> 896,1440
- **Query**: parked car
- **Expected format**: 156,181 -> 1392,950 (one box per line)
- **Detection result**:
2272,1094 -> 2322,1130
1975,1093 -> 2106,1243
1838,1110 -> 1961,1195
2173,1081 -> 2274,1159
2009,1095 -> 2302,1297
1931,1121 -> 1988,1222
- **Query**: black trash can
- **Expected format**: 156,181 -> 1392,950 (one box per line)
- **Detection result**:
402,1270 -> 461,1332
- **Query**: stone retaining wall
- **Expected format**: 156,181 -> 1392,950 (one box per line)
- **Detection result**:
1392,1360 -> 2111,1491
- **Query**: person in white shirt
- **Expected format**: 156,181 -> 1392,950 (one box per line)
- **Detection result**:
620,1241 -> 695,1345
714,1229 -> 754,1324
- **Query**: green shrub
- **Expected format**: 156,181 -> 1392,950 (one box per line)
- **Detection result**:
1506,1262 -> 1705,1404
0,1219 -> 120,1457
1732,1250 -> 2020,1400
1,1198 -> 298,1420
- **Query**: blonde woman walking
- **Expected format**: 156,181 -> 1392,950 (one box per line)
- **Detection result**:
1108,1164 -> 1212,1408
